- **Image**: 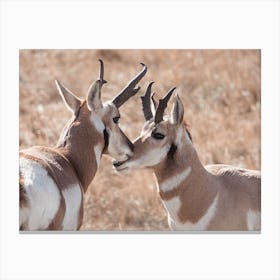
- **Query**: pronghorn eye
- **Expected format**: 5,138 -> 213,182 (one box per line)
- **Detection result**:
152,132 -> 165,140
113,117 -> 120,124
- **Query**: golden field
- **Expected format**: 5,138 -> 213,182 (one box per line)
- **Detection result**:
19,50 -> 261,231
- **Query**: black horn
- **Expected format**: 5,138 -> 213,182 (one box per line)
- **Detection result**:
98,59 -> 107,85
112,63 -> 147,108
154,87 -> 176,123
141,82 -> 154,121
86,59 -> 107,100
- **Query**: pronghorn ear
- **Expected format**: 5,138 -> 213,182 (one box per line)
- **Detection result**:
170,94 -> 184,125
55,80 -> 82,114
86,80 -> 103,111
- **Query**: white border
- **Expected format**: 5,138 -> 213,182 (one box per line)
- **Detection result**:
1,1 -> 279,279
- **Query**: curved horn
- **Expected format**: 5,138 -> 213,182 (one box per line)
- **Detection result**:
112,63 -> 147,108
86,59 -> 107,110
98,59 -> 107,85
154,87 -> 176,123
87,59 -> 107,97
141,82 -> 154,121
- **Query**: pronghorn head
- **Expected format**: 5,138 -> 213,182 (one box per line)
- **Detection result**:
56,59 -> 147,162
113,82 -> 192,170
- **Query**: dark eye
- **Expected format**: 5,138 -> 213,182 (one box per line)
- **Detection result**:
152,132 -> 165,140
113,117 -> 120,124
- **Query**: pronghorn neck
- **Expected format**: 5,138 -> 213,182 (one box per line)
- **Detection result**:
153,128 -> 218,224
154,128 -> 206,190
57,103 -> 105,192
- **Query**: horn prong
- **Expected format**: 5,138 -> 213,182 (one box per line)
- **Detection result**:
151,92 -> 158,112
154,87 -> 176,123
98,59 -> 107,85
141,81 -> 154,121
86,59 -> 107,101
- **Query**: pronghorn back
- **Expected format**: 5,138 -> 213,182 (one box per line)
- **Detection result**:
205,164 -> 261,230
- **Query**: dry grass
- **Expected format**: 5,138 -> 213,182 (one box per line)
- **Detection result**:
19,49 -> 261,230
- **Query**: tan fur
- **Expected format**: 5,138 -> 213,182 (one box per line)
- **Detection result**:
117,96 -> 261,230
19,171 -> 28,208
155,139 -> 220,225
19,103 -> 104,230
56,102 -> 103,191
20,82 -> 139,230
20,61 -> 146,230
20,147 -> 83,229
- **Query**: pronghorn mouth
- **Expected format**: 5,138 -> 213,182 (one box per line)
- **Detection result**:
113,160 -> 124,167
112,160 -> 128,171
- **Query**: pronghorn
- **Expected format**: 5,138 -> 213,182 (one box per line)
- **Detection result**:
114,83 -> 261,231
19,60 -> 147,230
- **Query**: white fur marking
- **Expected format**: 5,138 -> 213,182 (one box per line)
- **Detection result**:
247,210 -> 260,230
124,145 -> 171,170
90,113 -> 105,134
19,158 -> 61,230
159,167 -> 191,192
94,144 -> 103,167
164,194 -> 219,230
162,196 -> 181,229
61,184 -> 82,230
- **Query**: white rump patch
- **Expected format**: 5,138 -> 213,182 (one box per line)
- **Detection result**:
61,184 -> 82,230
166,194 -> 219,231
159,167 -> 191,192
247,210 -> 261,230
19,158 -> 61,230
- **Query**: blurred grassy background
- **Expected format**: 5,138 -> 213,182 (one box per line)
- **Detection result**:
19,50 -> 260,230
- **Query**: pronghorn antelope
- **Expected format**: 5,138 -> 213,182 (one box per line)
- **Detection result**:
19,60 -> 147,230
114,83 -> 261,231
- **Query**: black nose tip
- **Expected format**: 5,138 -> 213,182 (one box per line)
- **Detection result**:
113,161 -> 123,167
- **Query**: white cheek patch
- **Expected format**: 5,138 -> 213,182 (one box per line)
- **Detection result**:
19,158 -> 61,230
247,209 -> 261,230
129,145 -> 171,169
159,167 -> 191,192
61,184 -> 82,230
90,112 -> 105,134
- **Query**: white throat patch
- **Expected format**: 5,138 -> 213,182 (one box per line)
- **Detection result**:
159,167 -> 191,192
